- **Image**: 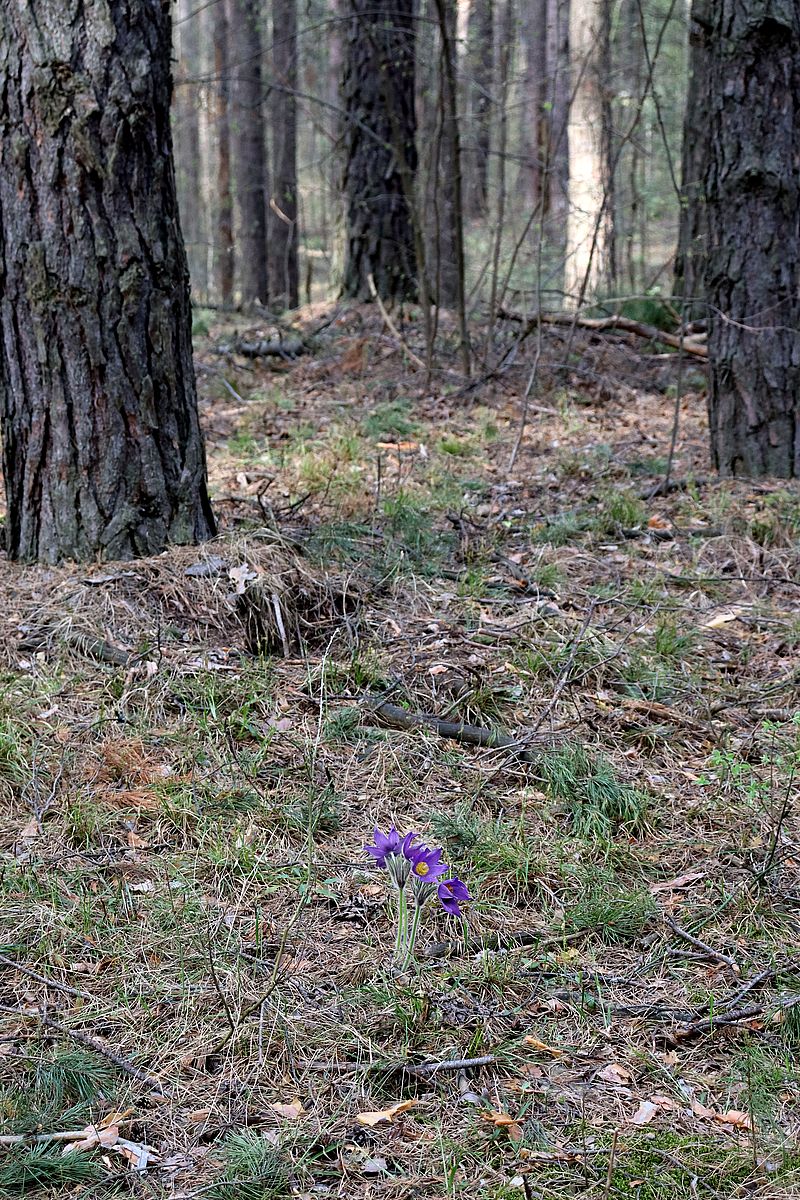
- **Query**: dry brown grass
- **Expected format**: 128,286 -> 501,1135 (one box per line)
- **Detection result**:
1,305 -> 799,1198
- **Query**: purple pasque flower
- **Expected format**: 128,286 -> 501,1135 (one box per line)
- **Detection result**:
365,826 -> 403,868
365,827 -> 420,887
437,876 -> 471,917
406,843 -> 448,883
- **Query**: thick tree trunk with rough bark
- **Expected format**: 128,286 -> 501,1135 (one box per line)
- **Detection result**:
214,1 -> 235,304
269,0 -> 299,308
674,0 -> 709,318
341,0 -> 418,301
564,0 -> 613,305
705,1 -> 800,478
465,0 -> 493,217
227,0 -> 269,306
0,0 -> 215,563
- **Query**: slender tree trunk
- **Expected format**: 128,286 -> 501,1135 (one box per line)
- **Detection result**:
0,0 -> 215,563
214,0 -> 235,304
175,0 -> 207,298
341,0 -> 418,301
704,1 -> 800,477
430,0 -> 460,307
433,0 -> 471,373
674,0 -> 709,319
270,0 -> 299,308
564,0 -> 612,305
518,0 -> 547,207
465,0 -> 493,217
544,0 -> 570,241
616,0 -> 643,292
227,0 -> 269,306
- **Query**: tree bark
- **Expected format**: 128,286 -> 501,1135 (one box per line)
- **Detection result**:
544,0 -> 570,245
0,0 -> 215,563
269,0 -> 300,308
564,0 -> 613,305
214,0 -> 235,304
174,0 -> 207,298
674,0 -> 710,319
227,0 -> 269,306
341,0 -> 418,301
465,0 -> 493,217
704,0 -> 800,477
518,0 -> 547,208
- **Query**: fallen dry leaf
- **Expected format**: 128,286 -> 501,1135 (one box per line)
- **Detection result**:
715,1109 -> 753,1130
524,1035 -> 564,1057
690,1099 -> 752,1130
597,1063 -> 633,1086
628,1100 -> 658,1126
269,1099 -> 306,1120
649,869 -> 706,894
482,1110 -> 523,1141
356,1099 -> 418,1127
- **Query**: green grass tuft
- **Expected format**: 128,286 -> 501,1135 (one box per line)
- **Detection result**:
540,743 -> 649,838
563,865 -> 657,943
210,1130 -> 290,1200
0,1146 -> 104,1193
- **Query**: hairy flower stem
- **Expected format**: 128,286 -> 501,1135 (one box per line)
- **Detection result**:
402,900 -> 425,969
394,886 -> 408,960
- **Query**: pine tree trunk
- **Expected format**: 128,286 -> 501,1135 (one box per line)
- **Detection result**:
544,0 -> 570,243
341,0 -> 418,301
564,0 -> 613,305
269,0 -> 300,308
175,0 -> 207,298
214,1 -> 235,304
674,0 -> 709,319
429,0 -> 460,308
0,0 -> 214,564
465,0 -> 493,217
518,0 -> 547,207
227,0 -> 269,306
705,1 -> 800,477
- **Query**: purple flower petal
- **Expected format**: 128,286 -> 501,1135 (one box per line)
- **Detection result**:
437,876 -> 471,916
407,843 -> 449,882
364,825 -> 401,868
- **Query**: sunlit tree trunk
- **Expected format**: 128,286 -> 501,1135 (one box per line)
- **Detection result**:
564,0 -> 613,305
0,0 -> 215,562
227,0 -> 269,306
704,1 -> 800,477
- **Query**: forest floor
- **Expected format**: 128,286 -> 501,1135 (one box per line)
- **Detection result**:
1,303 -> 799,1200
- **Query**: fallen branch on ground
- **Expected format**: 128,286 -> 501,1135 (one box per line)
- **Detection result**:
663,915 -> 739,971
367,273 -> 427,372
358,696 -> 542,763
212,334 -> 307,359
497,307 -> 708,359
0,953 -> 96,1002
0,1005 -> 170,1096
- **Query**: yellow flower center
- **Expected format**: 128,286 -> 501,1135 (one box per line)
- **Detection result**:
415,862 -> 430,876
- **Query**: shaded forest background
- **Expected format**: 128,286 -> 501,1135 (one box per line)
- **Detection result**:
171,0 -> 687,319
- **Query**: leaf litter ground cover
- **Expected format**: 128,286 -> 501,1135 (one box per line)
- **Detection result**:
0,304 -> 799,1199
